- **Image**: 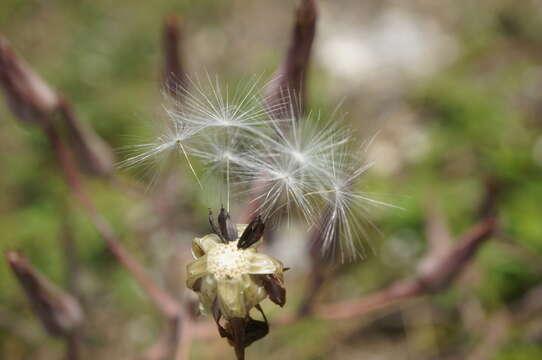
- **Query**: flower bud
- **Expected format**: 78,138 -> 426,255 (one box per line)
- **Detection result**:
6,250 -> 84,337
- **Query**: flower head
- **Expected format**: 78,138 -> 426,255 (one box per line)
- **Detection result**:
121,78 -> 392,261
186,209 -> 286,357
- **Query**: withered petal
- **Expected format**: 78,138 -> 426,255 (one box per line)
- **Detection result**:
186,255 -> 208,289
191,234 -> 221,258
192,278 -> 202,292
211,299 -> 231,339
244,305 -> 269,347
212,299 -> 221,323
213,303 -> 269,351
242,274 -> 267,310
217,279 -> 246,319
247,253 -> 280,275
197,275 -> 217,316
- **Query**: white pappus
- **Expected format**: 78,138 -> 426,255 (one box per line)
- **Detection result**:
119,76 -> 394,262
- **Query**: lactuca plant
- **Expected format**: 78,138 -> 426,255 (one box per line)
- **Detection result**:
186,208 -> 285,358
121,77 -> 391,357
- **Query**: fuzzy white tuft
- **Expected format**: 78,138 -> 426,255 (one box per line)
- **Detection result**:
119,76 -> 395,262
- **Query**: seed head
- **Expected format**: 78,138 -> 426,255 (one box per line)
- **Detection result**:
121,77 -> 394,261
187,211 -> 286,356
206,241 -> 251,280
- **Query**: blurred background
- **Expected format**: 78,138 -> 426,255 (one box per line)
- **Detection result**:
1,0 -> 542,359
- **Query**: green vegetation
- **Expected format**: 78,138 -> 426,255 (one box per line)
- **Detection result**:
1,1 -> 542,359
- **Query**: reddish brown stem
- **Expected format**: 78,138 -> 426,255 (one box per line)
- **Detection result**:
65,332 -> 81,360
313,216 -> 497,320
315,280 -> 423,320
56,99 -> 114,177
43,121 -> 181,319
297,267 -> 326,317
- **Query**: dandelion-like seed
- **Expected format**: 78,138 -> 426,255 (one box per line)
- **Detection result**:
169,75 -> 281,135
319,163 -> 376,262
120,76 -> 393,358
117,105 -> 205,188
168,75 -> 287,210
237,148 -> 317,225
235,108 -> 350,225
316,140 -> 397,262
118,117 -> 194,169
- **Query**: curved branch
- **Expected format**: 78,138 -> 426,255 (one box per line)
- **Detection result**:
314,216 -> 497,320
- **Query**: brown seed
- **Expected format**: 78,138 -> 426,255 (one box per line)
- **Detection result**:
218,207 -> 238,242
238,216 -> 265,249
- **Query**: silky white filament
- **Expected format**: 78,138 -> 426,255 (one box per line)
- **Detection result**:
119,76 -> 394,262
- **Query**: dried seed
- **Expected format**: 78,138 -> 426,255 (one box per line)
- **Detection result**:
237,216 -> 265,249
208,209 -> 225,242
218,207 -> 238,242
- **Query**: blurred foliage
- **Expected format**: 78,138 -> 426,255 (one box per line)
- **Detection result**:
1,0 -> 542,359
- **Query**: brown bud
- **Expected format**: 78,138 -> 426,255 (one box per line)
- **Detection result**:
0,36 -> 59,125
6,250 -> 84,337
0,35 -> 114,177
162,15 -> 187,100
265,0 -> 317,117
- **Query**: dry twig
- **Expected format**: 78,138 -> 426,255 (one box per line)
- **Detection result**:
0,33 -> 189,356
314,216 -> 497,320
